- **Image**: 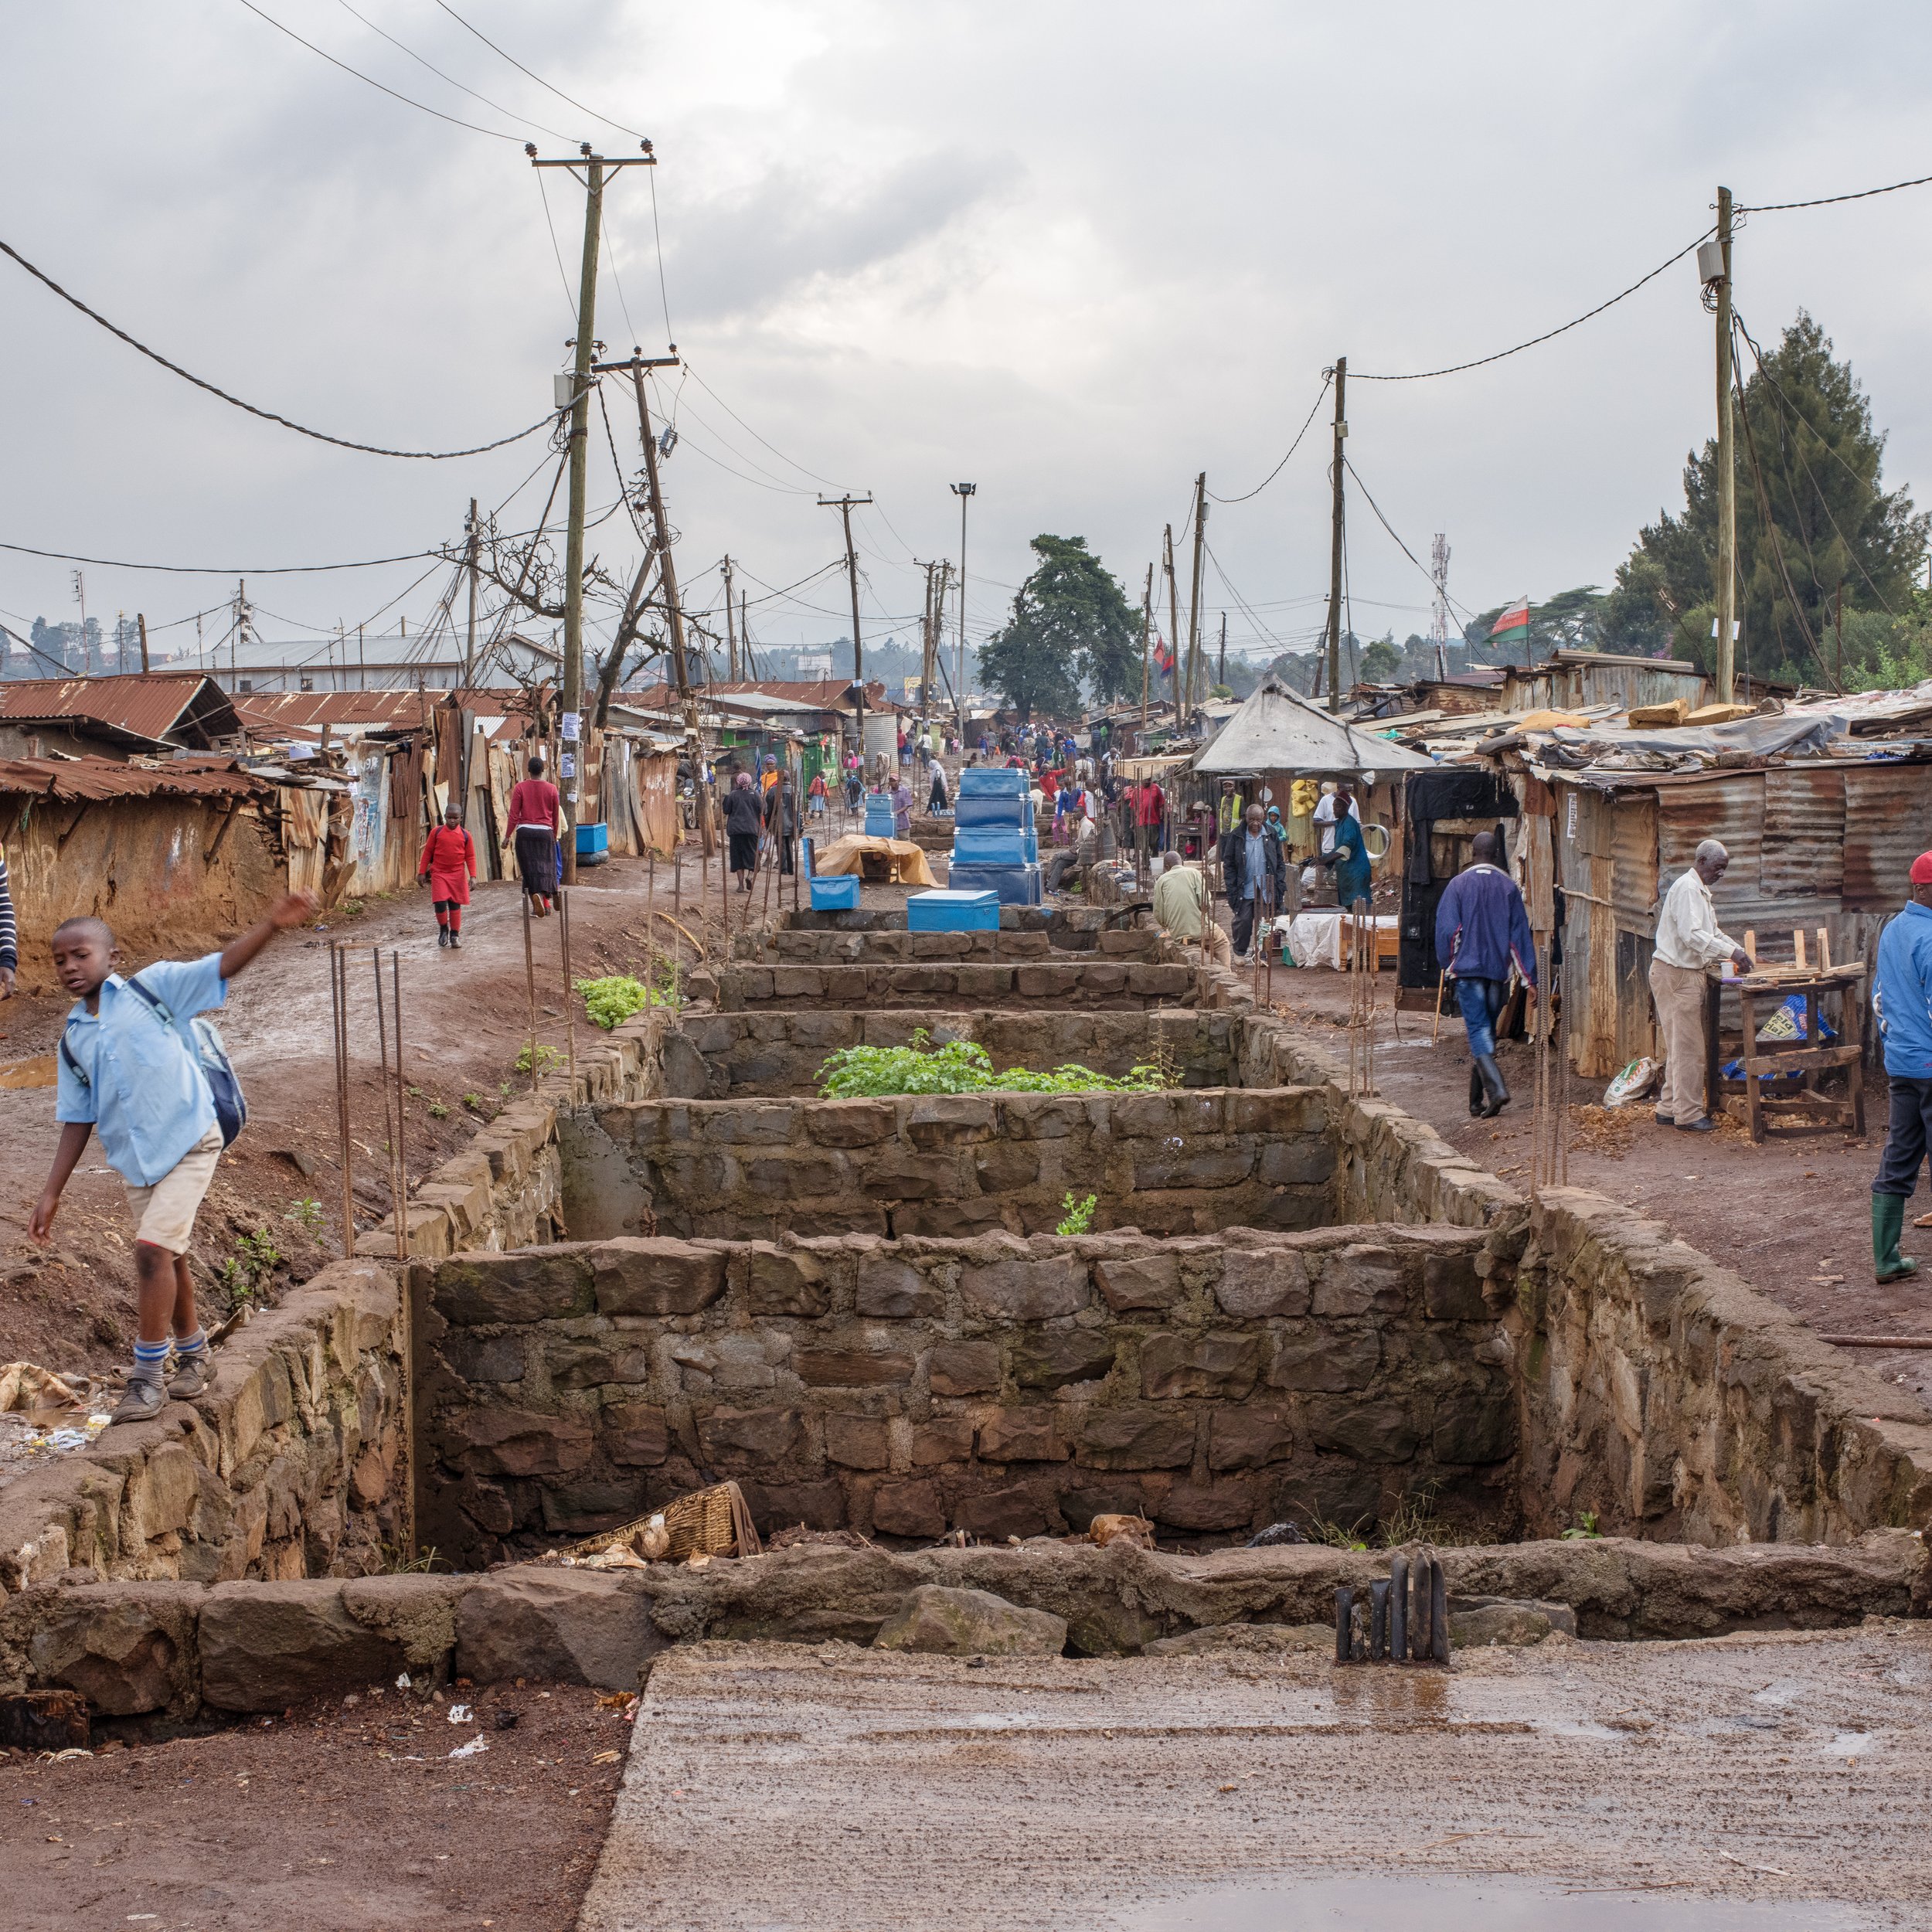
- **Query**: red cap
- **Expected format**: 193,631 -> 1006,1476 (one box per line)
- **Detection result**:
1913,853 -> 1932,885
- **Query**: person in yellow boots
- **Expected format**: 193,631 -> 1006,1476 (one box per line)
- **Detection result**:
1870,852 -> 1932,1281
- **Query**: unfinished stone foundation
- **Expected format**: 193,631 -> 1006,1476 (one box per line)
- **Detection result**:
5,915 -> 1932,1721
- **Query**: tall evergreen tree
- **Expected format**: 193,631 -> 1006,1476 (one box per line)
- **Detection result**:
977,535 -> 1140,719
1606,312 -> 1928,684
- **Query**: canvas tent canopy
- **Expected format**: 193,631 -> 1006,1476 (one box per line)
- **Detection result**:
1191,677 -> 1436,777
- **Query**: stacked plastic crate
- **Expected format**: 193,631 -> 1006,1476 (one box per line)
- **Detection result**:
946,766 -> 1042,905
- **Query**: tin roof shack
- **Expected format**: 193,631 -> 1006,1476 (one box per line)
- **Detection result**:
1499,651 -> 1710,718
0,674 -> 241,760
0,757 -> 284,994
1412,669 -> 1506,715
1475,702 -> 1932,1080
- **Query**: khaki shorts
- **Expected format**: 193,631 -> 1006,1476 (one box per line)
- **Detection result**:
124,1125 -> 223,1254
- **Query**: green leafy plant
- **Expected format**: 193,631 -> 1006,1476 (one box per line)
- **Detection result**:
817,1029 -> 1172,1100
1056,1192 -> 1097,1236
1560,1509 -> 1601,1541
427,1099 -> 450,1120
284,1197 -> 324,1232
218,1228 -> 283,1302
463,1092 -> 485,1113
498,1081 -> 513,1098
515,1042 -> 562,1074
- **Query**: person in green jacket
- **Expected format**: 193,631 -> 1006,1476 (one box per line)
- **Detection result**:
1325,781 -> 1372,910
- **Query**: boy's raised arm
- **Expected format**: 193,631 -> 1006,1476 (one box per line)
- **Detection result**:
219,891 -> 317,982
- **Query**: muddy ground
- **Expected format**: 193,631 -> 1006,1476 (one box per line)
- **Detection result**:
1,1679 -> 630,1930
0,852 -> 740,1380
579,1629 -> 1932,1930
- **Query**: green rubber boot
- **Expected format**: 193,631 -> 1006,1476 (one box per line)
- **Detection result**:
1873,1194 -> 1920,1284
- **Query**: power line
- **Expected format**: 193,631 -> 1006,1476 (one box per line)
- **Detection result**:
1351,228 -> 1714,382
0,234 -> 556,459
1342,457 -> 1485,631
647,166 -> 675,350
1740,168 -> 1932,214
677,359 -> 846,488
235,0 -> 524,142
0,538 -> 433,576
429,0 -> 649,142
1208,372 -> 1333,503
329,0 -> 576,141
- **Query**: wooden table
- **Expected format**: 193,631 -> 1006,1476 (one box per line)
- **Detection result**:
1702,962 -> 1867,1143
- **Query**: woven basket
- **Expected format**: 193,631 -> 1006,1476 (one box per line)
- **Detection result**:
569,1479 -> 762,1562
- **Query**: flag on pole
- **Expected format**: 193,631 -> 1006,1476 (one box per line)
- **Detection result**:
1488,598 -> 1530,639
1152,631 -> 1174,674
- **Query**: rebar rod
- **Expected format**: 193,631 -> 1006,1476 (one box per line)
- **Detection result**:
560,886 -> 577,1090
391,951 -> 409,1264
331,944 -> 355,1258
521,891 -> 539,1089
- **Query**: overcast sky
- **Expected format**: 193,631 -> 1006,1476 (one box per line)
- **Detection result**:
5,2 -> 1932,678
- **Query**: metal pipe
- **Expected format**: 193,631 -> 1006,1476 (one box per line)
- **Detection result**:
331,944 -> 354,1258
560,886 -> 577,1090
1410,1552 -> 1433,1662
1430,1555 -> 1451,1666
372,947 -> 396,1194
1388,1553 -> 1408,1662
1369,1578 -> 1389,1662
521,892 -> 539,1088
391,951 -> 408,1264
1334,1586 -> 1353,1665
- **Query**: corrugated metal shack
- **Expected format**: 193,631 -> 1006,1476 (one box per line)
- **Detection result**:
1468,689 -> 1932,1078
1499,651 -> 1711,718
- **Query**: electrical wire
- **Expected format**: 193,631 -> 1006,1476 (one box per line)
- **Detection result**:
600,206 -> 641,352
1342,457 -> 1486,631
647,166 -> 675,349
0,537 -> 433,576
0,235 -> 557,460
429,0 -> 648,142
329,0 -> 577,141
235,0 -> 524,141
1351,227 -> 1714,382
1207,372 -> 1333,503
1740,169 -> 1932,213
536,172 -> 579,316
678,359 -> 845,488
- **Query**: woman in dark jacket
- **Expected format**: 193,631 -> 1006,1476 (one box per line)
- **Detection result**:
725,771 -> 764,891
764,775 -> 800,875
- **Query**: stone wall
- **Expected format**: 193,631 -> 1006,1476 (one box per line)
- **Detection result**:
413,1225 -> 1510,1567
776,905 -> 1151,951
562,1087 -> 1335,1243
660,1007 -> 1237,1099
758,927 -> 1163,965
0,1260 -> 406,1592
694,958 -> 1196,1012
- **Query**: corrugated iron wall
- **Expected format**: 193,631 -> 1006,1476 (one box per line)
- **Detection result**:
1843,765 -> 1932,911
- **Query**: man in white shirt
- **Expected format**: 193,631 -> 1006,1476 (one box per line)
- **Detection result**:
1649,838 -> 1753,1133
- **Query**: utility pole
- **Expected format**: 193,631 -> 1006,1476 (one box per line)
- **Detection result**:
1217,611 -> 1226,691
233,579 -> 250,692
533,138 -> 658,879
722,556 -> 737,680
135,612 -> 149,675
1185,472 -> 1207,724
1138,563 -> 1153,737
951,483 -> 975,745
1326,357 -> 1348,713
1163,524 -> 1181,729
72,570 -> 87,677
820,494 -> 874,770
1713,185 -> 1737,704
917,560 -> 939,726
464,496 -> 479,689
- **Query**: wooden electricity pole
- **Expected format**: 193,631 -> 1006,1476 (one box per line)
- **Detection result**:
1714,185 -> 1737,703
532,142 -> 659,876
820,494 -> 874,772
135,611 -> 150,674
1326,356 -> 1348,714
463,496 -> 479,688
1185,471 -> 1207,724
1217,611 -> 1226,691
722,556 -> 737,680
1163,524 -> 1181,730
1138,563 -> 1153,736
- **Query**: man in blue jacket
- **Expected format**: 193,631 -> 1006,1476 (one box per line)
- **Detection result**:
1870,852 -> 1932,1281
1434,832 -> 1536,1119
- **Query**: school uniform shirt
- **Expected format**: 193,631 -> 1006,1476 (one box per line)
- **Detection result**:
505,777 -> 560,835
56,955 -> 227,1186
419,825 -> 478,904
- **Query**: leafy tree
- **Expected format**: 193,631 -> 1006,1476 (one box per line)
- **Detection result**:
978,536 -> 1140,719
1613,311 -> 1928,685
1360,636 -> 1402,682
1463,587 -> 1607,664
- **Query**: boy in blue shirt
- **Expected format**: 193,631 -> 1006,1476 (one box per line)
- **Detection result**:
31,893 -> 315,1423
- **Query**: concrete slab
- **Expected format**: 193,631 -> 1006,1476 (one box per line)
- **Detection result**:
580,1629 -> 1932,1930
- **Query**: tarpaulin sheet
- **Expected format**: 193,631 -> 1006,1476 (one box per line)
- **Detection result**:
809,834 -> 938,886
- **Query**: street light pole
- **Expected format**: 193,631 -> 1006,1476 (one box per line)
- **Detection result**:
951,482 -> 975,746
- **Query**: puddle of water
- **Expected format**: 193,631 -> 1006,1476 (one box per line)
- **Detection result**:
1326,1672 -> 1450,1719
1821,1730 -> 1876,1758
1126,1876 -> 1868,1930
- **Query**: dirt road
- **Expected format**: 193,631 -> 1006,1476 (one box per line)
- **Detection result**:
0,854 -> 733,1379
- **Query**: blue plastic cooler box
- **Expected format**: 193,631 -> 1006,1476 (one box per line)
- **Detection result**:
907,889 -> 1000,933
864,798 -> 897,836
952,826 -> 1038,866
809,873 -> 861,911
954,794 -> 1034,830
573,821 -> 609,866
947,860 -> 1043,906
957,766 -> 1029,798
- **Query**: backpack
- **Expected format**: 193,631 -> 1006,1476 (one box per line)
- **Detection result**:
59,974 -> 247,1148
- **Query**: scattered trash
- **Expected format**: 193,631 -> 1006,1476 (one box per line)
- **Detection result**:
447,1704 -> 472,1724
1087,1513 -> 1155,1551
591,1748 -> 621,1764
448,1736 -> 488,1760
396,1672 -> 412,1691
494,1710 -> 519,1730
1247,1521 -> 1307,1547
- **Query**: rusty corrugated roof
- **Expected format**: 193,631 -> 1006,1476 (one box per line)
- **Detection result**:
0,673 -> 238,747
230,686 -> 538,733
0,755 -> 267,802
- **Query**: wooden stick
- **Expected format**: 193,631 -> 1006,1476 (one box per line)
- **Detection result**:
1430,966 -> 1446,1045
1820,1334 -> 1932,1349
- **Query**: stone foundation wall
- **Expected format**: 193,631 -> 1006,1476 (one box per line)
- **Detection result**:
413,1224 -> 1510,1567
758,927 -> 1163,965
561,1087 -> 1335,1243
776,906 -> 1149,952
695,958 -> 1196,1012
660,1007 -> 1236,1099
0,1260 -> 407,1593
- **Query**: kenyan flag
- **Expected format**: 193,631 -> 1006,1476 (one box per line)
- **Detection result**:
1488,598 -> 1529,639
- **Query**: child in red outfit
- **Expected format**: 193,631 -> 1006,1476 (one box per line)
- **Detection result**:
419,804 -> 479,949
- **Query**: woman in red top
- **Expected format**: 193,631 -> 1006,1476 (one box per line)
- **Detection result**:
504,754 -> 563,916
418,803 -> 479,950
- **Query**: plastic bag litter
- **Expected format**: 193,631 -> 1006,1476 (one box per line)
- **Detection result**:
447,1704 -> 473,1724
448,1736 -> 488,1760
1603,1057 -> 1660,1108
